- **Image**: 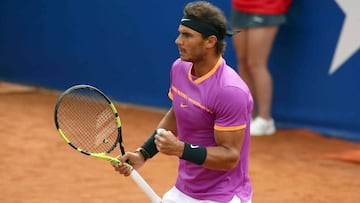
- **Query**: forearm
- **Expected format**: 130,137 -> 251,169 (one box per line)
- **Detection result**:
180,128 -> 243,171
180,143 -> 239,171
157,107 -> 177,135
138,107 -> 177,161
202,146 -> 240,170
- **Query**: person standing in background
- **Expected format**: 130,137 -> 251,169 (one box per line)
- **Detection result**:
230,0 -> 292,136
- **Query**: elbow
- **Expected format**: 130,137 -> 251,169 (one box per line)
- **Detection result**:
227,158 -> 240,170
222,152 -> 240,170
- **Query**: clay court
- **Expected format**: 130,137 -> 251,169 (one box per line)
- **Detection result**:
1,82 -> 359,203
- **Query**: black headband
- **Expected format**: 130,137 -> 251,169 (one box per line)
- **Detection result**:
180,15 -> 238,40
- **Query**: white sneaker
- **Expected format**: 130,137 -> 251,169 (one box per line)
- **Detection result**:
250,116 -> 276,136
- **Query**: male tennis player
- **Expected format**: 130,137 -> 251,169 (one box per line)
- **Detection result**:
113,1 -> 253,202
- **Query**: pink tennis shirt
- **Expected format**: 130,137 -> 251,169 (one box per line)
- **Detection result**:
168,57 -> 253,202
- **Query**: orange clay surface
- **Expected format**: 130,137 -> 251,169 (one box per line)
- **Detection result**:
1,83 -> 359,203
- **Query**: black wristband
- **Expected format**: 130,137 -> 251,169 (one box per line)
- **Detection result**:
181,142 -> 207,165
140,130 -> 159,159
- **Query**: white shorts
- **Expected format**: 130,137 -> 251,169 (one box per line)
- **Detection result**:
162,186 -> 252,203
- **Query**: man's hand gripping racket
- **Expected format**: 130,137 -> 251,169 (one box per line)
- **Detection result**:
54,84 -> 161,203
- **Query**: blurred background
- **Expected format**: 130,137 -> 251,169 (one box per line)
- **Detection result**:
1,0 -> 359,142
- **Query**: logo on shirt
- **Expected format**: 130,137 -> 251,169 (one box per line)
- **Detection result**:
180,102 -> 188,108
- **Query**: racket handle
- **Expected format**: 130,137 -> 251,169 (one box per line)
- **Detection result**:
128,128 -> 164,203
130,169 -> 162,203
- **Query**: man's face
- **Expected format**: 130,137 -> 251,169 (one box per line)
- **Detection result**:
175,25 -> 207,62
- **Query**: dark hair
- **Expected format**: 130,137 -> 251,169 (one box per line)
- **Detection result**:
183,1 -> 227,54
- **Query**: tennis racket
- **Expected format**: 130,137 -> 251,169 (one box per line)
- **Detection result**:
54,84 -> 161,203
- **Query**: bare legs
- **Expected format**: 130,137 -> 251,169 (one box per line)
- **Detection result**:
232,26 -> 279,120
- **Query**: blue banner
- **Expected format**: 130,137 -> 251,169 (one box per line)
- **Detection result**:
0,0 -> 359,141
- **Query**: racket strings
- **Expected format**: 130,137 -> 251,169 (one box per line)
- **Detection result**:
57,89 -> 118,153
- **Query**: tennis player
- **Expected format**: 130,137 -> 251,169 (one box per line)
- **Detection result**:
113,1 -> 253,202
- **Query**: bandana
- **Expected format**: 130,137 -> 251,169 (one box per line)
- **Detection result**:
180,15 -> 238,40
